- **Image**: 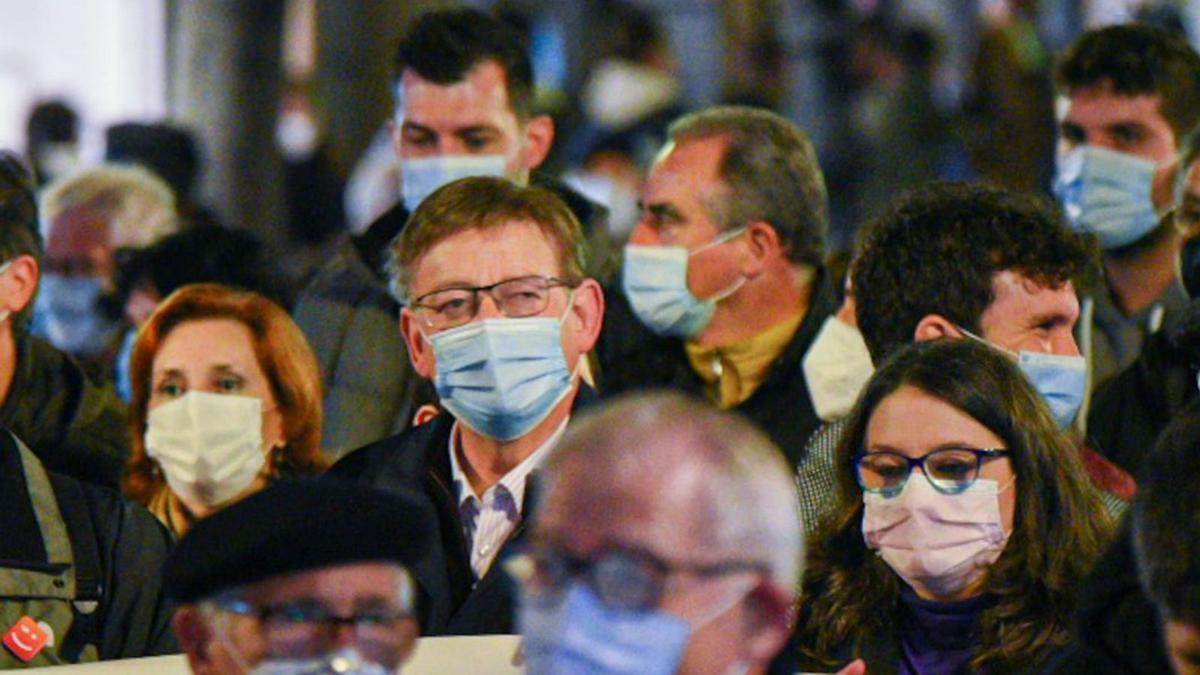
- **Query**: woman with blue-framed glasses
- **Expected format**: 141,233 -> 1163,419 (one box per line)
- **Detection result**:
796,339 -> 1114,674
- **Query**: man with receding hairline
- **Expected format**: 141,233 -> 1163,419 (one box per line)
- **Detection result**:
513,390 -> 863,675
598,105 -> 836,469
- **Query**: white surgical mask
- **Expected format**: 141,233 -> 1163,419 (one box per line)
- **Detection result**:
622,228 -> 747,338
802,316 -> 875,421
863,476 -> 1013,599
145,391 -> 268,510
400,155 -> 507,212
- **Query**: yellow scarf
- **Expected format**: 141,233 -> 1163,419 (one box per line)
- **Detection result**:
685,311 -> 806,409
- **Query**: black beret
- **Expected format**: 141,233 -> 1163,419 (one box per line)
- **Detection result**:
163,479 -> 434,603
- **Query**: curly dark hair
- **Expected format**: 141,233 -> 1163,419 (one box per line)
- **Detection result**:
851,182 -> 1097,363
1055,23 -> 1200,143
798,339 -> 1113,672
1134,398 -> 1200,626
395,8 -> 533,121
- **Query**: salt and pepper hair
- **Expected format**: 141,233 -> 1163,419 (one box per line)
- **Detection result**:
543,391 -> 804,589
666,105 -> 828,269
40,163 -> 178,249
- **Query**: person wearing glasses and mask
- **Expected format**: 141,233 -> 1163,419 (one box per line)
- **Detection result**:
328,176 -> 604,636
512,390 -> 838,675
796,183 -> 1132,540
167,480 -> 430,675
797,339 -> 1114,674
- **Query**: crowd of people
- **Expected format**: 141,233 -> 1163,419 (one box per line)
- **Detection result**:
2,5 -> 1200,675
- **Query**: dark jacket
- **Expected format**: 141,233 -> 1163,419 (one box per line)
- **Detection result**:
794,620 -> 1073,675
0,429 -> 176,666
1047,521 -> 1171,675
0,332 -> 129,489
325,387 -> 598,635
596,269 -> 836,468
293,177 -> 610,460
1087,297 -> 1200,475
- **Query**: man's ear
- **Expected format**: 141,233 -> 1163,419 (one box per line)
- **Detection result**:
2,255 -> 38,315
522,115 -> 555,171
401,308 -> 436,380
740,581 -> 795,666
913,314 -> 963,344
740,221 -> 779,278
173,607 -> 219,675
565,279 -> 605,357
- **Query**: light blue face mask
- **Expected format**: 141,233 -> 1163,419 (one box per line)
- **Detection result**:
32,273 -> 120,357
621,228 -> 747,338
400,155 -> 508,212
427,313 -> 574,441
1053,145 -> 1161,250
960,329 -> 1087,429
519,582 -> 692,675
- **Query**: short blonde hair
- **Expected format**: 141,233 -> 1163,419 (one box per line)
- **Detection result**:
40,163 -> 178,249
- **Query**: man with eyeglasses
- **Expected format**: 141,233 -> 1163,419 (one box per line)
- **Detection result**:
328,176 -> 604,636
167,480 -> 431,675
511,390 -> 863,675
294,8 -> 610,460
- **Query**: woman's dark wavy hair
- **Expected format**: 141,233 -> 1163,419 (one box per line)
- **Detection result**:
797,339 -> 1113,672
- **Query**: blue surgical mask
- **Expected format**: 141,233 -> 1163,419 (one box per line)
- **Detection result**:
1016,350 -> 1087,428
32,274 -> 120,357
520,582 -> 692,675
401,155 -> 507,212
960,328 -> 1086,429
1053,145 -> 1161,250
622,228 -> 747,338
427,314 -> 574,441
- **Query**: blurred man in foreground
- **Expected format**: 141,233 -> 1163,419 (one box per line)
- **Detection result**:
167,480 -> 433,675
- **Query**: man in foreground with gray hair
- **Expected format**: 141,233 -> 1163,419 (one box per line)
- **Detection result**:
512,391 -> 855,675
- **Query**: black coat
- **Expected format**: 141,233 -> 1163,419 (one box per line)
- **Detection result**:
0,429 -> 176,665
0,332 -> 129,489
325,387 -> 598,635
595,269 -> 836,468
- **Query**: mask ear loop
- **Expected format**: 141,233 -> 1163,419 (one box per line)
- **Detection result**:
688,228 -> 749,304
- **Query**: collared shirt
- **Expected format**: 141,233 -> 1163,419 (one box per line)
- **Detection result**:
449,418 -> 568,579
685,310 -> 807,409
1087,280 -> 1190,388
